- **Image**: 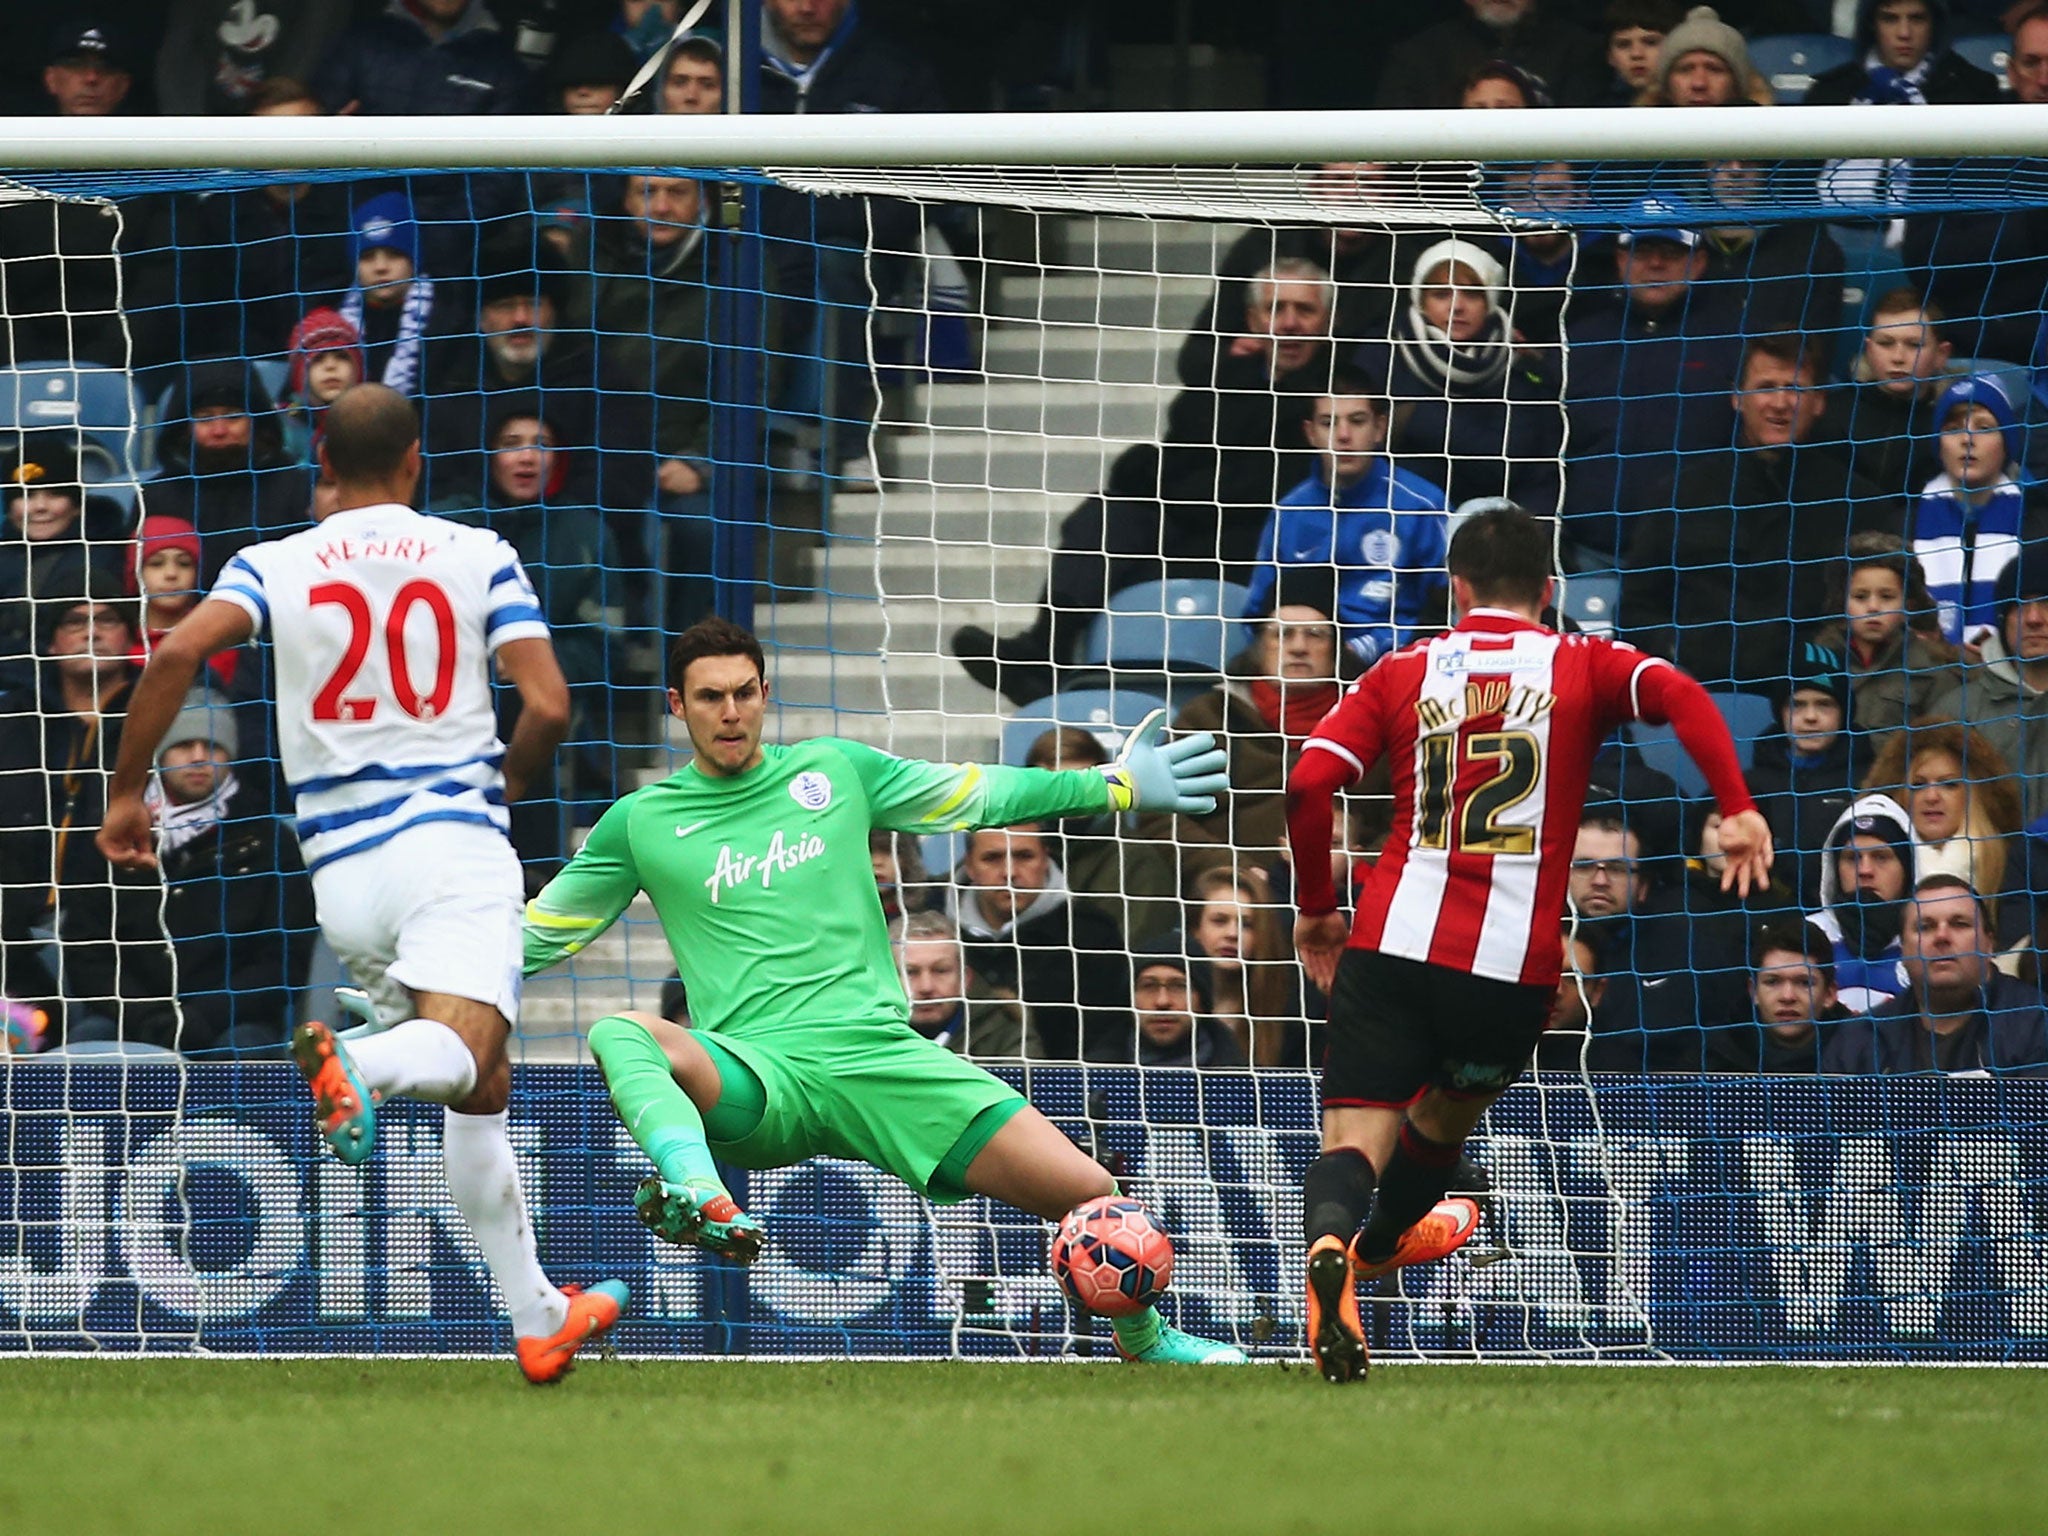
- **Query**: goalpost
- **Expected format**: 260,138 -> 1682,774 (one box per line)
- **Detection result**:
2,106 -> 2046,1362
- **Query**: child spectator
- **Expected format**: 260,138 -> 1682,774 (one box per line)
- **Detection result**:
1745,641 -> 1867,907
279,307 -> 365,466
340,191 -> 438,396
1820,287 -> 1960,499
549,31 -> 637,113
1601,0 -> 1681,105
1813,532 -> 1966,747
1910,373 -> 2044,648
1808,795 -> 1914,1013
125,514 -> 245,689
1242,369 -> 1449,666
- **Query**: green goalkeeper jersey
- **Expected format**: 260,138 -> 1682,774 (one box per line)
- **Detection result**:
522,738 -> 1117,1041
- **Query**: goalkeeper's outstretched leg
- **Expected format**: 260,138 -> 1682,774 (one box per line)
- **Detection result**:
960,1106 -> 1248,1365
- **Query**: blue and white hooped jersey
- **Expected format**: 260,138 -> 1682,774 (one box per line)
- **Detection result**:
210,502 -> 549,874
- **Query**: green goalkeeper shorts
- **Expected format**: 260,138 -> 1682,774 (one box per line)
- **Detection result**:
693,1021 -> 1027,1204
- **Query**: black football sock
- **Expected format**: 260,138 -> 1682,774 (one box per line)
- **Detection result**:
1355,1121 -> 1462,1263
1303,1147 -> 1377,1246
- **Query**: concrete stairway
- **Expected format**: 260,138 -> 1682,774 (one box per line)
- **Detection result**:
522,214 -> 1239,1047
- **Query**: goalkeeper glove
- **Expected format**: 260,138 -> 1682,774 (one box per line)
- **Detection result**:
1099,710 -> 1229,816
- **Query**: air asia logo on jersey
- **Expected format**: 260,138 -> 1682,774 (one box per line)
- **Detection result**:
789,771 -> 832,811
704,830 -> 827,903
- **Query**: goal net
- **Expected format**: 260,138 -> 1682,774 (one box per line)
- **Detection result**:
2,108 -> 2046,1362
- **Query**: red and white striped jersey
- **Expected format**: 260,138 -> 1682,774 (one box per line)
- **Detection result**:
1301,609 -> 1671,987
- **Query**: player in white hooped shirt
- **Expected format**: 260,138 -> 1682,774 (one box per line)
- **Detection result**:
100,384 -> 626,1383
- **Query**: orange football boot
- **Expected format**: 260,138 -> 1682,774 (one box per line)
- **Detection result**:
1350,1196 -> 1481,1286
1305,1234 -> 1367,1384
516,1281 -> 629,1385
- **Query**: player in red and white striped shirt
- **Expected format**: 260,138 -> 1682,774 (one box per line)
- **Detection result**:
1285,503 -> 1772,1384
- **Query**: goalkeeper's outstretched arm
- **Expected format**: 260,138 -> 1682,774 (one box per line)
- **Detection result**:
522,797 -> 643,975
827,711 -> 1228,834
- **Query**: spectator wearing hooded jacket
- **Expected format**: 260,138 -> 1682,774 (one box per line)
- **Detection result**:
1386,239 -> 1563,520
1242,372 -> 1450,668
1822,874 -> 2048,1075
944,822 -> 1129,1062
144,359 -> 312,586
1930,547 -> 2048,826
1747,641 -> 1868,909
1908,373 -> 2048,648
1806,792 -> 1914,1012
1560,204 -> 1745,567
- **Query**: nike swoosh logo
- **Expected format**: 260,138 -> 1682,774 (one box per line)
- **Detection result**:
675,820 -> 710,839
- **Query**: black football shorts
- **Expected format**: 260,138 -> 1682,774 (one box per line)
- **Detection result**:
1321,948 -> 1552,1109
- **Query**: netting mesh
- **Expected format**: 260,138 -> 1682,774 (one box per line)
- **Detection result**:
0,148 -> 2045,1361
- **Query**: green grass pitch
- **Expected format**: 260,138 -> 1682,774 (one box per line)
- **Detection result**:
1,1358 -> 2038,1535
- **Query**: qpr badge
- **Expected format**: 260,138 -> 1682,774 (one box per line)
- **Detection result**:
790,771 -> 833,811
1360,529 -> 1399,566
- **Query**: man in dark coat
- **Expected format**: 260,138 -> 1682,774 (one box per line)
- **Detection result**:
1745,641 -> 1867,908
143,359 -> 312,586
1620,333 -> 1891,693
1374,0 -> 1607,108
1823,875 -> 2048,1075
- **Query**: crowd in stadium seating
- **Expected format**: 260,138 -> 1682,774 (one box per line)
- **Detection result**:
3,0 -> 2048,1080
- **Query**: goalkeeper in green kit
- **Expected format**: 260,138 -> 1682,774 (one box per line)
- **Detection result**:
523,618 -> 1247,1364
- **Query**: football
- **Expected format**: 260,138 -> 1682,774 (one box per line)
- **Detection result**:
1050,1195 -> 1174,1317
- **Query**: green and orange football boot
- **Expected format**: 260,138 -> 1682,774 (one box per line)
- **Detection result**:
291,1020 -> 377,1165
634,1175 -> 766,1265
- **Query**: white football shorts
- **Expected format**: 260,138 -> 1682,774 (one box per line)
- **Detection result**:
310,820 -> 525,1027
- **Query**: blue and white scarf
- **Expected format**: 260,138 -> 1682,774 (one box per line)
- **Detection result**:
340,276 -> 435,396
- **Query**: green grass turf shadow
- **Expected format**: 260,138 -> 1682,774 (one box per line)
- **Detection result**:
0,1360 -> 2040,1536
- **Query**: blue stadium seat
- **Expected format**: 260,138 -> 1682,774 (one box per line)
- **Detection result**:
1561,573 -> 1620,637
1627,691 -> 1777,799
1952,34 -> 2010,78
1000,687 -> 1166,767
0,361 -> 146,481
1076,579 -> 1253,703
1748,34 -> 1856,102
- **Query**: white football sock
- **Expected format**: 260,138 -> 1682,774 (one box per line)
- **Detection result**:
346,1018 -> 478,1104
442,1108 -> 568,1339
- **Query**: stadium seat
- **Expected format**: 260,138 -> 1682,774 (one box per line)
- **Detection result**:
1748,34 -> 1856,102
1076,579 -> 1252,701
0,361 -> 147,481
1952,34 -> 2010,78
1627,691 -> 1777,799
1560,573 -> 1620,637
1000,686 -> 1167,766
